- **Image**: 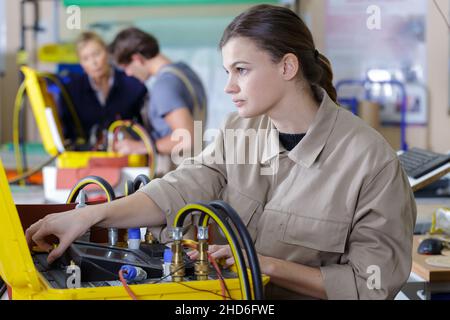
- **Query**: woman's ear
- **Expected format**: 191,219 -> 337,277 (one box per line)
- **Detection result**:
281,53 -> 299,81
131,53 -> 145,64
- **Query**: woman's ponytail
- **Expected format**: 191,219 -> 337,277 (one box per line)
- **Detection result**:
316,53 -> 337,103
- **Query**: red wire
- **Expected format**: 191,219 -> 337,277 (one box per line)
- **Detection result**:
119,269 -> 138,300
7,285 -> 12,300
208,255 -> 228,300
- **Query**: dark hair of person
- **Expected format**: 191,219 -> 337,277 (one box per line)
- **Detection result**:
109,27 -> 160,65
220,4 -> 337,103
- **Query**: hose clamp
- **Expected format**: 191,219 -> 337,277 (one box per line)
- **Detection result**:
197,226 -> 209,240
171,227 -> 183,241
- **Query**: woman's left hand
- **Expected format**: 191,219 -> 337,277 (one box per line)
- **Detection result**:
187,244 -> 271,273
208,244 -> 236,268
187,244 -> 235,267
187,244 -> 326,298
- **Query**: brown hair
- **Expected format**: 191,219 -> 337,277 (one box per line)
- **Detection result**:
75,31 -> 107,53
220,4 -> 337,103
109,27 -> 160,65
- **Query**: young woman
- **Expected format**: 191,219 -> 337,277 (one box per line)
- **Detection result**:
27,5 -> 416,300
58,31 -> 147,146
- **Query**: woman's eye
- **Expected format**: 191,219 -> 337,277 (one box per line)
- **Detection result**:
237,67 -> 247,75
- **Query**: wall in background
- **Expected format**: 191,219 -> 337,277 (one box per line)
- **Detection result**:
300,0 -> 448,152
0,0 -> 5,75
427,0 -> 450,153
0,0 -> 21,144
0,0 -> 5,143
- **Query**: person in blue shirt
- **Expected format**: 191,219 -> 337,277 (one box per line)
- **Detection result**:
108,28 -> 207,158
58,31 -> 148,149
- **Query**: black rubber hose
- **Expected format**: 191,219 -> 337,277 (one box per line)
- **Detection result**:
133,174 -> 150,191
0,277 -> 6,298
19,95 -> 28,181
209,200 -> 264,300
176,204 -> 253,300
8,153 -> 59,184
66,175 -> 116,204
125,180 -> 135,196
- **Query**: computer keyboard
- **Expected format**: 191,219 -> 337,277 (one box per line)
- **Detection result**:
399,148 -> 450,179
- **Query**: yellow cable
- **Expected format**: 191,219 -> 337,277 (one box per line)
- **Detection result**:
131,123 -> 157,179
201,213 -> 210,228
38,72 -> 85,145
124,180 -> 133,197
107,120 -> 157,179
12,82 -> 27,186
12,70 -> 85,187
199,206 -> 258,299
66,178 -> 113,204
173,203 -> 250,300
8,153 -> 60,184
106,119 -> 129,142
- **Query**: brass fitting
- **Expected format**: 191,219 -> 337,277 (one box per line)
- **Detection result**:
195,239 -> 209,281
170,240 -> 185,282
145,229 -> 156,244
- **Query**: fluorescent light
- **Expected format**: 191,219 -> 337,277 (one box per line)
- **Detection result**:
367,69 -> 392,82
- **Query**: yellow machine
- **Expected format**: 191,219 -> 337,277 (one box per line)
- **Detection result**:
3,65 -> 268,300
38,43 -> 78,64
15,66 -> 152,179
0,158 -> 268,300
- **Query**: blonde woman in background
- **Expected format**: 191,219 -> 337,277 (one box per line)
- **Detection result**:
58,31 -> 147,147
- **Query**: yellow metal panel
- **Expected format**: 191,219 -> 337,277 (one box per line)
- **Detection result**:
38,44 -> 78,64
12,273 -> 269,300
0,158 -> 43,292
21,66 -> 64,156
